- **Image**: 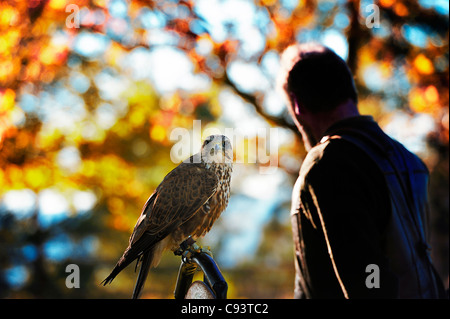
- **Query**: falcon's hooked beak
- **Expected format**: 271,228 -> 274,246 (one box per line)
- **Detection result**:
202,135 -> 233,164
211,143 -> 221,155
209,141 -> 224,158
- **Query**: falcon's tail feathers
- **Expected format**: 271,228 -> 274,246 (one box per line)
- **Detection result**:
132,250 -> 153,299
101,272 -> 116,286
101,250 -> 139,286
101,234 -> 159,288
100,259 -> 128,286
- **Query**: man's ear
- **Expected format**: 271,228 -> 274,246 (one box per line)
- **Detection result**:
292,96 -> 306,116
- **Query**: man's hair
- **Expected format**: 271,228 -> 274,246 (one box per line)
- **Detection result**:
278,43 -> 358,114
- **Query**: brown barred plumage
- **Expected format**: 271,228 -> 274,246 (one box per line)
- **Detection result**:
102,135 -> 232,299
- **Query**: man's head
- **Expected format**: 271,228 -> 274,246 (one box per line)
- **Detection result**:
278,43 -> 359,150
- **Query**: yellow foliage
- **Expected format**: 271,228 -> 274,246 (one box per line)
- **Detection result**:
129,108 -> 147,128
24,165 -> 49,190
260,0 -> 278,6
92,0 -> 107,8
112,214 -> 130,231
81,159 -> 96,177
40,43 -> 68,66
356,97 -> 386,122
126,180 -> 145,198
409,86 -> 440,115
107,197 -> 125,215
0,169 -> 4,188
25,61 -> 42,81
105,42 -> 126,67
161,93 -> 181,112
150,124 -> 166,143
357,46 -> 375,77
0,5 -> 19,27
424,85 -> 439,104
0,89 -> 15,111
5,165 -> 24,189
112,121 -> 132,138
48,0 -> 68,10
414,54 -> 434,75
0,29 -> 20,57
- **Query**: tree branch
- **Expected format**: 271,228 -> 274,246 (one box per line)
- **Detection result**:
221,72 -> 300,137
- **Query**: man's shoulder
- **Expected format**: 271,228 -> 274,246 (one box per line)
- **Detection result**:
301,138 -> 358,173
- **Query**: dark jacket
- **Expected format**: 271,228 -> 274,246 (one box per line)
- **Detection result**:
291,116 -> 446,298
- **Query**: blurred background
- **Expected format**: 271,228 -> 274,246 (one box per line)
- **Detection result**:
0,0 -> 448,298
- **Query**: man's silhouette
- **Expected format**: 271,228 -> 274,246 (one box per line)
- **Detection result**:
279,43 -> 446,298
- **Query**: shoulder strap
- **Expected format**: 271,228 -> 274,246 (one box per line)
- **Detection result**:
323,127 -> 446,298
323,128 -> 428,250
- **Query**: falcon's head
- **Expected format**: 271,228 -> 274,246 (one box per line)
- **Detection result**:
201,135 -> 233,164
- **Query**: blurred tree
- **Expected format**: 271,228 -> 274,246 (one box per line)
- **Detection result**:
0,0 -> 448,298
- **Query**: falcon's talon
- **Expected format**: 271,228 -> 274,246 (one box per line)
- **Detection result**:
175,238 -> 214,262
174,237 -> 196,256
181,252 -> 193,264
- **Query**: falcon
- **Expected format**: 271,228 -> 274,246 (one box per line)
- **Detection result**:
102,135 -> 233,299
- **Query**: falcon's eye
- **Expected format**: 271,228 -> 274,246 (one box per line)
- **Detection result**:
222,140 -> 227,148
203,137 -> 213,147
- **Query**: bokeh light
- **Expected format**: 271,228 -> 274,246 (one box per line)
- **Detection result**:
0,0 -> 448,299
